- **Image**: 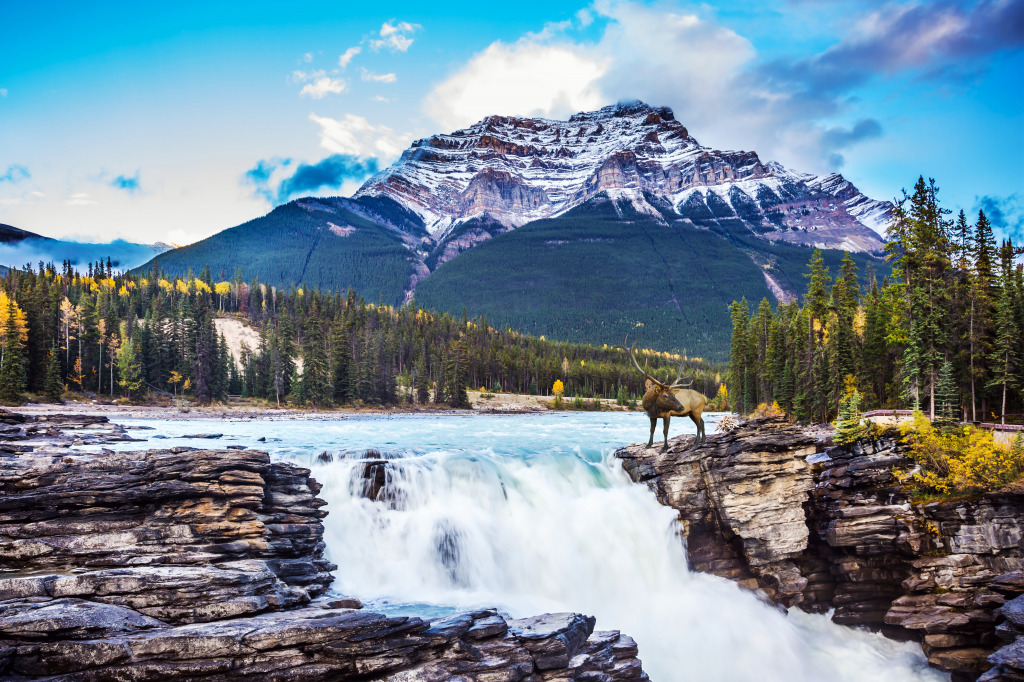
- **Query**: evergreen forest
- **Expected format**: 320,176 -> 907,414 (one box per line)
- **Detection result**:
727,177 -> 1024,425
0,259 -> 722,408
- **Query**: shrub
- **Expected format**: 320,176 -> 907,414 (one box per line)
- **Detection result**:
752,401 -> 785,418
902,411 -> 1024,495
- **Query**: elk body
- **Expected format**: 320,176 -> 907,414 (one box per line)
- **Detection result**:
628,343 -> 707,451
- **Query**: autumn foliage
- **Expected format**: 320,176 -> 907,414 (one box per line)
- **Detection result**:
902,411 -> 1024,495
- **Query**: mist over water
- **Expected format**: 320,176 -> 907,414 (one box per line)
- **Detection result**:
114,413 -> 947,681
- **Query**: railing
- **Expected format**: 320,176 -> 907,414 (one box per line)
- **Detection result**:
860,409 -> 1023,433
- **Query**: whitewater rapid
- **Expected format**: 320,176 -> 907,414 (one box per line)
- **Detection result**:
113,412 -> 947,681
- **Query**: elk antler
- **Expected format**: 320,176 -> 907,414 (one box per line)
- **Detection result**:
627,340 -> 668,388
669,360 -> 692,389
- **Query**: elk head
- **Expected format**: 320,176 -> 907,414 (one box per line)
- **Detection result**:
627,342 -> 689,414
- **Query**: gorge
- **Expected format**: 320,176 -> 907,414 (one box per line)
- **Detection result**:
0,409 -> 969,680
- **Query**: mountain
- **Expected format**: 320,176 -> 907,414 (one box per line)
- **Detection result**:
0,222 -> 173,272
142,196 -> 427,304
357,101 -> 890,259
0,223 -> 47,244
143,101 -> 892,359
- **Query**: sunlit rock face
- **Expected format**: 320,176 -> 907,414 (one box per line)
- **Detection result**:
356,101 -> 889,253
616,417 -> 1024,682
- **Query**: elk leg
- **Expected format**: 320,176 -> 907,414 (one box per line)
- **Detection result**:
647,416 -> 656,448
661,416 -> 671,451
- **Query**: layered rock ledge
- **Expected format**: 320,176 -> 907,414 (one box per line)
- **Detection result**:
616,416 -> 1024,682
1,414 -> 646,680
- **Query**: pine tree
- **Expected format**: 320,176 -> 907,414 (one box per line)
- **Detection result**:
804,249 -> 831,323
0,297 -> 27,404
44,342 -> 63,403
301,307 -> 332,407
115,323 -> 143,399
834,388 -> 865,445
988,247 -> 1021,424
433,350 -> 446,404
331,324 -> 354,405
445,340 -> 470,408
935,359 -> 959,424
728,299 -> 749,414
414,358 -> 429,404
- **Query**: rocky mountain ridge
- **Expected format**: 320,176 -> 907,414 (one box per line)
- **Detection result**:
616,417 -> 1024,682
356,101 -> 890,254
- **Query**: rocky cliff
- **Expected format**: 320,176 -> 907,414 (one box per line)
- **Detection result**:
0,412 -> 646,681
615,417 -> 1024,681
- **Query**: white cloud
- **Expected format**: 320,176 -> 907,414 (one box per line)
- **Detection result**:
309,112 -> 412,161
424,40 -> 608,131
303,52 -> 313,63
371,21 -> 420,52
65,192 -> 97,206
300,77 -> 348,99
372,95 -> 390,103
0,88 -> 7,97
339,46 -> 361,69
361,68 -> 397,83
424,0 -> 883,173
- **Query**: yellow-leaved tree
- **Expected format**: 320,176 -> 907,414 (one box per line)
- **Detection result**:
552,379 -> 564,409
0,291 -> 28,345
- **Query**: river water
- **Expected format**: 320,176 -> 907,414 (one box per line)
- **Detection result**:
109,411 -> 947,682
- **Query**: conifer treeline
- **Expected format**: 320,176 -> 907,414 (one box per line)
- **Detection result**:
728,177 -> 1024,424
0,260 -> 721,407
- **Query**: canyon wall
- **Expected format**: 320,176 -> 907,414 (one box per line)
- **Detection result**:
616,416 -> 1024,682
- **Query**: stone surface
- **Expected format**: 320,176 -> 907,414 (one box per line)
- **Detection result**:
616,416 -> 1024,681
0,413 -> 647,680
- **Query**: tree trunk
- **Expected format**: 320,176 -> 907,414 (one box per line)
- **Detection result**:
970,297 -> 976,421
1002,352 -> 1009,425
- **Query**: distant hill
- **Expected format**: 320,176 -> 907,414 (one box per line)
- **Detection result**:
0,223 -> 50,244
0,222 -> 173,272
140,101 -> 892,359
141,196 -> 427,303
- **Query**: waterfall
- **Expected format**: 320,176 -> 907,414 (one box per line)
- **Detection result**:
115,412 -> 945,681
311,428 -> 945,681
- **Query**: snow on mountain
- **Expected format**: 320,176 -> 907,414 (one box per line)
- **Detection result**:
355,101 -> 890,253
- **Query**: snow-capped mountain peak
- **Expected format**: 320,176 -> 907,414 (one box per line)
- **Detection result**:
355,101 -> 889,253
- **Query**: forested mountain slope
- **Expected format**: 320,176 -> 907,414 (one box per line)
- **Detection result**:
141,101 -> 890,358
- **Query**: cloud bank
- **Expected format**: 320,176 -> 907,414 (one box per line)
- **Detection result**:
245,154 -> 379,205
424,0 -> 1022,173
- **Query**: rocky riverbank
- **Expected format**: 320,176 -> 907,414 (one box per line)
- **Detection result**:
615,416 -> 1024,682
0,410 -> 647,681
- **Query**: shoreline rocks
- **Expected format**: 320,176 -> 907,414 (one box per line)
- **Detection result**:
0,412 -> 647,680
615,416 -> 1024,681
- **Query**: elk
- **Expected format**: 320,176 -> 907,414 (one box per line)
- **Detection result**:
627,342 -> 707,451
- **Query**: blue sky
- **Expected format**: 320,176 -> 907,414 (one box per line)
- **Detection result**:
1,0 -> 1021,246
